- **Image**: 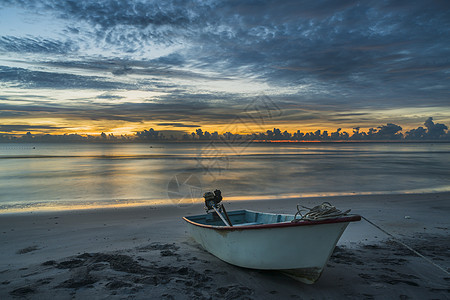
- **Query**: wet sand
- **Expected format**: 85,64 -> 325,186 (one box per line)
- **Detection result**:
0,193 -> 449,299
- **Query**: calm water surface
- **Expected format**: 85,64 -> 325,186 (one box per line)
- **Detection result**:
0,142 -> 449,212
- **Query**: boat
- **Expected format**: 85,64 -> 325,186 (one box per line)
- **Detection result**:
183,190 -> 361,284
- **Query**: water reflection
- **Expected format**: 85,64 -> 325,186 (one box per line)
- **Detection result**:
0,142 -> 449,212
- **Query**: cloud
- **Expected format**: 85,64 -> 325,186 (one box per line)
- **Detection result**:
51,1 -> 198,29
375,123 -> 403,139
0,36 -> 77,54
38,58 -> 229,81
424,117 -> 448,139
0,66 -> 137,90
0,92 -> 280,126
157,123 -> 199,128
4,1 -> 449,92
0,124 -> 63,133
1,117 -> 448,142
404,118 -> 449,140
3,0 -> 210,50
0,0 -> 449,132
96,93 -> 125,100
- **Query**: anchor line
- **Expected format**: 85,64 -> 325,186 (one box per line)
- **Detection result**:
362,216 -> 449,276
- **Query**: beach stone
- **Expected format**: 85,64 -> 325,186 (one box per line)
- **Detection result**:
56,259 -> 85,269
160,250 -> 176,256
9,287 -> 35,296
41,260 -> 56,266
106,280 -> 132,289
216,285 -> 254,300
177,267 -> 189,275
16,246 -> 39,254
57,276 -> 97,289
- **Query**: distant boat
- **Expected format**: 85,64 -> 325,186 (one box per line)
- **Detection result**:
184,192 -> 361,284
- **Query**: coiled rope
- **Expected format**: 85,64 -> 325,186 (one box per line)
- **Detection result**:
292,202 -> 351,222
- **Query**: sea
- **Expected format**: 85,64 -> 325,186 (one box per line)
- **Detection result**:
0,142 -> 449,213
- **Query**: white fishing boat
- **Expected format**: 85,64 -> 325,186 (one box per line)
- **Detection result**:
183,190 -> 361,284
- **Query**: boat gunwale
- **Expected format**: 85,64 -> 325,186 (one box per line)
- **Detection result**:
183,212 -> 361,230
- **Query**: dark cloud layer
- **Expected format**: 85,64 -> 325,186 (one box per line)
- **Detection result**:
0,124 -> 63,132
157,123 -> 200,128
0,95 -> 278,125
0,66 -> 137,90
0,0 -> 449,131
39,59 -> 229,81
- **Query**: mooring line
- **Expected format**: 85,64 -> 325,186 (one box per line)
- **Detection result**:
362,216 -> 449,276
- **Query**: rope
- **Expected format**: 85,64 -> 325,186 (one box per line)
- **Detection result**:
292,202 -> 351,222
292,202 -> 449,275
362,216 -> 449,276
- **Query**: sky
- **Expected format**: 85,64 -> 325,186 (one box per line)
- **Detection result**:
0,0 -> 449,137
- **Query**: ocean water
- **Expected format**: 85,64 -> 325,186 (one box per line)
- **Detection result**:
0,142 -> 449,212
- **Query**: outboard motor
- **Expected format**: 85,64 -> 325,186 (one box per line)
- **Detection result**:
203,189 -> 232,226
204,189 -> 223,211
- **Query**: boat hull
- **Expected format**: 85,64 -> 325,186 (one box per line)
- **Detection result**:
184,210 -> 359,283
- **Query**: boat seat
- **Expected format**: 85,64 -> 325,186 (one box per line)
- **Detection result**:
234,222 -> 263,226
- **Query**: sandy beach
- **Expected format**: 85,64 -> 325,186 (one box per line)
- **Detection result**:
1,192 -> 449,299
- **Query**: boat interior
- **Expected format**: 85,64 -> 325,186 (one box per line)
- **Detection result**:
185,209 -> 295,227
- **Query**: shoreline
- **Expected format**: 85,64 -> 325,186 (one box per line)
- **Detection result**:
1,192 -> 449,299
2,190 -> 450,216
